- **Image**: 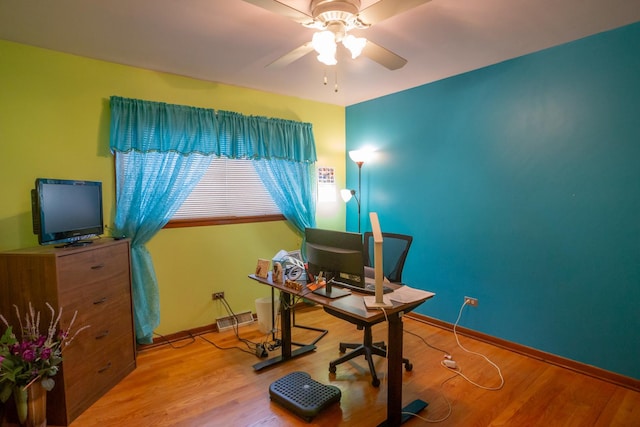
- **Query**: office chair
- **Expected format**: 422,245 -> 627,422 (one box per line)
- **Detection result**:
325,232 -> 413,387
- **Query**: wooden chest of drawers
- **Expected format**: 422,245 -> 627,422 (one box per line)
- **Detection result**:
0,238 -> 136,425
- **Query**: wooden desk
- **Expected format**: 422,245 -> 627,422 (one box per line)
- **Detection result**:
248,273 -> 434,427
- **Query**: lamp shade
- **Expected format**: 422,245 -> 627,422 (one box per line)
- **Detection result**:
340,188 -> 355,202
342,34 -> 367,59
348,149 -> 373,165
312,31 -> 337,65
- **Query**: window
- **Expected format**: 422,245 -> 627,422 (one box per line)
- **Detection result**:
166,158 -> 284,227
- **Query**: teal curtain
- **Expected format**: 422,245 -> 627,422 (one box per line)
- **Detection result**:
109,96 -> 317,344
113,151 -> 212,343
253,159 -> 316,245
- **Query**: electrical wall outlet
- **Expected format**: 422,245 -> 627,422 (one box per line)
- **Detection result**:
212,292 -> 224,300
464,296 -> 478,307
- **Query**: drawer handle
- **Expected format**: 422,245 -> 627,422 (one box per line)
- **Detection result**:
95,330 -> 110,339
97,362 -> 112,374
91,264 -> 105,270
93,297 -> 108,305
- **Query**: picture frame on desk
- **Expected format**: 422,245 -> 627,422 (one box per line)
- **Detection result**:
255,258 -> 270,279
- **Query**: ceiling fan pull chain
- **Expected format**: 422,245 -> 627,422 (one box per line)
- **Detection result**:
324,69 -> 328,85
335,70 -> 339,92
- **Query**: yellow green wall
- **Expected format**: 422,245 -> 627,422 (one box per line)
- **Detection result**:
0,40 -> 346,335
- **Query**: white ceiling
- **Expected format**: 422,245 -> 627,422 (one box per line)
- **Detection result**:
1,0 -> 639,106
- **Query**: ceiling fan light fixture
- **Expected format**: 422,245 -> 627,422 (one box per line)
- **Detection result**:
312,30 -> 337,65
311,0 -> 360,27
342,34 -> 367,59
249,0 -> 422,71
317,51 -> 338,66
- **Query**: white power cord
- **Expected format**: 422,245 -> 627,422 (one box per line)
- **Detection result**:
443,300 -> 505,391
403,374 -> 455,423
402,299 -> 505,424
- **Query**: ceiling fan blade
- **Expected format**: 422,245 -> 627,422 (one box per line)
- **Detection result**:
267,42 -> 315,68
242,0 -> 312,24
362,41 -> 407,70
359,0 -> 432,25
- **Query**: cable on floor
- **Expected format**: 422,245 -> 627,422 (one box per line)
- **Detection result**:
197,332 -> 255,356
403,328 -> 452,357
217,296 -> 281,357
445,300 -> 505,391
402,373 -> 456,423
401,300 -> 505,423
150,331 -> 196,349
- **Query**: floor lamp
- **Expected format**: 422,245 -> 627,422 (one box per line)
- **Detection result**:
341,149 -> 371,233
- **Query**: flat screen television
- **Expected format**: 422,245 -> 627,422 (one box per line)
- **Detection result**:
31,178 -> 104,247
305,227 -> 364,291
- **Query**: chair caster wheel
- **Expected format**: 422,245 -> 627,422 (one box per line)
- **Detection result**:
329,365 -> 337,374
405,362 -> 413,372
372,377 -> 380,387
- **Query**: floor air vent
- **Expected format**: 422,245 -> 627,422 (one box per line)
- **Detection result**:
216,311 -> 254,331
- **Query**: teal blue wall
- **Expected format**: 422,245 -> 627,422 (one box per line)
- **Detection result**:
346,22 -> 640,380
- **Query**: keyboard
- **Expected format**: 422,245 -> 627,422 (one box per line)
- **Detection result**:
330,280 -> 393,295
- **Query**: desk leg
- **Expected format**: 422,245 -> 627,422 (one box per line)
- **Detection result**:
378,312 -> 428,427
252,290 -> 315,371
281,291 -> 292,359
270,287 -> 277,342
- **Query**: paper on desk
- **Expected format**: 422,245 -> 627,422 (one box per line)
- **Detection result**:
388,286 -> 435,304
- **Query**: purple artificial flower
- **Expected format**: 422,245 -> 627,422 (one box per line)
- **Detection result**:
1,303 -> 88,388
10,343 -> 21,355
21,348 -> 36,362
41,347 -> 52,360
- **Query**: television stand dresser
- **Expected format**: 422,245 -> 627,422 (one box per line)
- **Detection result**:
0,238 -> 136,425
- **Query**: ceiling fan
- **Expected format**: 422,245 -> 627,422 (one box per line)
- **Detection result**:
243,0 -> 431,70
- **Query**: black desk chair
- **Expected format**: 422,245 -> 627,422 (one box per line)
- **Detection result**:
325,232 -> 413,387
363,232 -> 413,285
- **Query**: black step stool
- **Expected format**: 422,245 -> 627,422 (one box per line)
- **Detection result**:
269,371 -> 341,422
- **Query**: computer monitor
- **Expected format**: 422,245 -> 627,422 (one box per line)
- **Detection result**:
305,227 -> 365,290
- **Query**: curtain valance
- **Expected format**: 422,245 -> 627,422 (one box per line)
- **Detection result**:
109,96 -> 317,163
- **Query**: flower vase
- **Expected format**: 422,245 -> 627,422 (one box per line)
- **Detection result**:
14,382 -> 47,427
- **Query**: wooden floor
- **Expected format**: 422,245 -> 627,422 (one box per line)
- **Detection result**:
65,305 -> 638,427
